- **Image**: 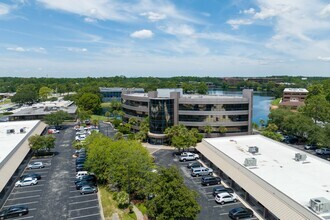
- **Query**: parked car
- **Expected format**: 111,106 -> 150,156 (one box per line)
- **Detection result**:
15,177 -> 38,187
215,192 -> 237,204
187,161 -> 202,169
315,148 -> 330,155
304,145 -> 317,150
80,185 -> 98,195
76,158 -> 86,165
75,181 -> 97,190
20,173 -> 41,180
201,176 -> 221,186
191,167 -> 213,177
213,186 -> 234,196
27,162 -> 44,169
228,207 -> 253,219
75,175 -> 97,184
48,129 -> 59,134
76,164 -> 85,172
0,205 -> 29,219
179,152 -> 199,162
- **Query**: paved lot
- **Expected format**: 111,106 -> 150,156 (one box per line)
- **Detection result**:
1,125 -> 101,220
153,149 -> 257,220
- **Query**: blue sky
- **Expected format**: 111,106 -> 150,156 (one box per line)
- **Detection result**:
0,0 -> 329,78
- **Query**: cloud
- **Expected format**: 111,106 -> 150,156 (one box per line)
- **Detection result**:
227,19 -> 252,29
241,8 -> 256,15
130,29 -> 153,39
0,3 -> 11,15
84,17 -> 97,23
161,24 -> 195,36
140,11 -> 166,22
320,4 -> 330,17
67,47 -> 88,52
6,47 -> 46,53
317,56 -> 330,62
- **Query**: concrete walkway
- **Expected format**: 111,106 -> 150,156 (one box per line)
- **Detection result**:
133,205 -> 144,220
111,213 -> 120,220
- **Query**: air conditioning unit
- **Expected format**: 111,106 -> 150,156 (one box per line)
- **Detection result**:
295,153 -> 307,161
6,129 -> 15,134
248,146 -> 259,154
244,158 -> 257,167
310,197 -> 330,214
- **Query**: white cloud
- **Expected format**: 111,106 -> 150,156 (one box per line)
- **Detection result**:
67,47 -> 88,52
130,29 -> 154,39
6,47 -> 46,53
241,8 -> 256,15
318,56 -> 330,62
0,3 -> 11,15
227,19 -> 252,29
161,24 -> 195,36
140,11 -> 166,22
320,4 -> 330,17
84,17 -> 97,23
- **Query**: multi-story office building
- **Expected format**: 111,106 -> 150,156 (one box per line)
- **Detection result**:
280,88 -> 308,110
122,88 -> 253,144
100,87 -> 144,102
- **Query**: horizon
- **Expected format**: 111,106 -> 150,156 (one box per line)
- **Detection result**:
0,0 -> 329,77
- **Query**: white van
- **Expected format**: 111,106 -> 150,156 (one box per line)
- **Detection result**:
76,171 -> 88,178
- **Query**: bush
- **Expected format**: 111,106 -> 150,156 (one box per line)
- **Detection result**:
114,191 -> 129,209
3,111 -> 13,115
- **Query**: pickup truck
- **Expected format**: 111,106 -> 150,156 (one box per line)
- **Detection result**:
179,152 -> 199,162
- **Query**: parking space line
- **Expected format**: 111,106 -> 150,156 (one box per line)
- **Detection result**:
8,195 -> 40,200
12,189 -> 42,194
24,171 -> 49,174
13,216 -> 34,220
3,201 -> 39,208
69,199 -> 98,205
219,213 -> 227,216
213,202 -> 241,208
29,208 -> 37,211
69,194 -> 95,199
68,213 -> 100,219
69,205 -> 99,213
14,184 -> 44,188
69,190 -> 78,193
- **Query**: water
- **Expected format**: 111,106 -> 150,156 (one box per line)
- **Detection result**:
208,89 -> 274,125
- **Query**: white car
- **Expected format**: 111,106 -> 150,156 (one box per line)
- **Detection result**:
215,192 -> 237,204
15,177 -> 38,187
27,162 -> 44,169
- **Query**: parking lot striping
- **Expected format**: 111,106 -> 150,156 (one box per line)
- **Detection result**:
12,189 -> 42,194
69,194 -> 96,199
69,199 -> 98,205
29,208 -> 37,211
68,213 -> 100,220
7,195 -> 40,200
13,184 -> 44,189
13,216 -> 34,220
219,213 -> 228,216
69,190 -> 78,193
3,201 -> 39,208
213,202 -> 241,208
24,170 -> 49,173
68,205 -> 99,213
205,192 -> 213,195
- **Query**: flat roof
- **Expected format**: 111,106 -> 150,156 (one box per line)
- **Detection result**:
204,135 -> 330,218
284,88 -> 308,93
0,120 -> 40,165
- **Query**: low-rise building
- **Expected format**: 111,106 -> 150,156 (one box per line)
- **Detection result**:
280,88 -> 308,110
99,87 -> 144,102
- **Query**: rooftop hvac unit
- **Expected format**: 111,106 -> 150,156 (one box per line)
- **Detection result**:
244,158 -> 257,167
248,146 -> 259,154
310,197 -> 330,214
295,153 -> 307,161
6,129 -> 15,134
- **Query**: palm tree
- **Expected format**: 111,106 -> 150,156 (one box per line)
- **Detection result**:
219,126 -> 227,136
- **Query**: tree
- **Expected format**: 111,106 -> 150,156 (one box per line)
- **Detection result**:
261,131 -> 283,141
105,111 -> 110,122
28,134 -> 55,153
301,95 -> 330,124
11,84 -> 38,104
219,126 -> 227,136
197,82 -> 208,94
146,166 -> 200,220
203,125 -> 212,138
165,125 -> 199,151
39,86 -> 53,101
114,132 -> 124,140
77,93 -> 101,114
44,110 -> 70,127
77,109 -> 92,122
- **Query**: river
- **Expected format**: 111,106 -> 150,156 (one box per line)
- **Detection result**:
208,89 -> 274,125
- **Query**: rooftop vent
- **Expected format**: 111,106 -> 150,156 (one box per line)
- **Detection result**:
295,153 -> 307,161
248,146 -> 259,154
6,129 -> 15,134
310,197 -> 330,214
244,158 -> 257,167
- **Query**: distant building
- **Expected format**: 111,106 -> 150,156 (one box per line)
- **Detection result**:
99,87 -> 144,102
280,88 -> 308,110
122,88 -> 253,144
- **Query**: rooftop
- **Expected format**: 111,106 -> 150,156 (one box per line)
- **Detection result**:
204,135 -> 330,218
0,120 -> 40,165
284,88 -> 308,93
123,93 -> 247,100
99,87 -> 144,92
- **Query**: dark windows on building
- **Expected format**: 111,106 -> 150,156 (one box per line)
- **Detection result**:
122,99 -> 148,107
179,114 -> 248,123
149,99 -> 174,134
179,103 -> 249,111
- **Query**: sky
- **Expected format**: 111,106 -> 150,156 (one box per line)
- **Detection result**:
0,0 -> 329,78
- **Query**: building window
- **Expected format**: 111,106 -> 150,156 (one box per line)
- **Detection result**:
149,99 -> 174,134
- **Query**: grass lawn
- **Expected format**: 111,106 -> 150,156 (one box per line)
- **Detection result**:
91,115 -> 108,121
101,102 -> 113,108
271,98 -> 281,105
0,99 -> 11,105
136,203 -> 147,215
99,186 -> 136,220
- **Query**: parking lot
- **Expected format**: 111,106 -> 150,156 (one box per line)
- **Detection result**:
153,149 -> 258,220
1,124 -> 101,220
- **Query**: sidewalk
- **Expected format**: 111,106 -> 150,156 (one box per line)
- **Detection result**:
133,205 -> 144,220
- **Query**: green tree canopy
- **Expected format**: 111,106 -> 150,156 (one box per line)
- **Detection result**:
301,95 -> 330,123
28,134 -> 55,152
165,124 -> 200,151
77,93 -> 101,114
11,84 -> 38,104
39,86 -> 53,101
44,110 -> 70,126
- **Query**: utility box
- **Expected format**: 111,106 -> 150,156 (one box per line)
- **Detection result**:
310,197 -> 330,214
244,158 -> 257,167
295,153 -> 307,161
6,129 -> 15,134
248,146 -> 259,154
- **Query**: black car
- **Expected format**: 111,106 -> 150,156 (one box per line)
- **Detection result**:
20,173 -> 41,180
201,176 -> 221,186
74,175 -> 97,184
76,164 -> 85,172
213,186 -> 234,196
76,158 -> 86,165
75,180 -> 97,190
187,161 -> 202,169
228,207 -> 253,219
0,205 -> 29,219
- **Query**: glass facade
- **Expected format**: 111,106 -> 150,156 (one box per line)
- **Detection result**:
122,108 -> 148,118
186,125 -> 248,133
149,99 -> 174,134
179,103 -> 249,111
179,114 -> 248,123
122,99 -> 148,107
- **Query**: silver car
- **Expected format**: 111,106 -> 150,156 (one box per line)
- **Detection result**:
15,177 -> 38,187
27,162 -> 44,169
